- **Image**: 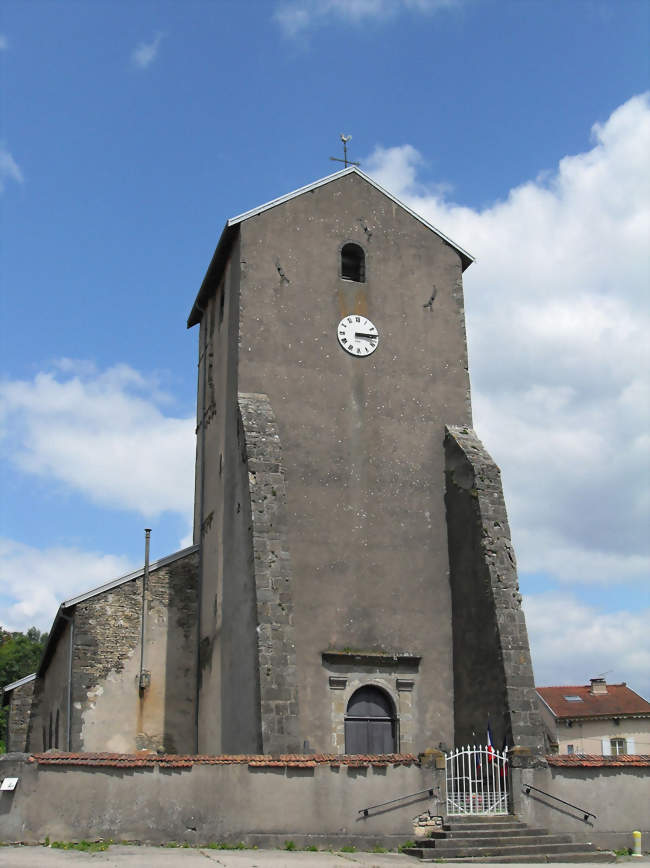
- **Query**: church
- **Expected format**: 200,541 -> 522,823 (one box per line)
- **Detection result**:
3,167 -> 544,761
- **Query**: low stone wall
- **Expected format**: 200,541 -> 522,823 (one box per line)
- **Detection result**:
0,753 -> 437,848
2,752 -> 646,850
513,757 -> 650,850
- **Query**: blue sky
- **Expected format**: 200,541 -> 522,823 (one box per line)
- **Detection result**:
1,1 -> 649,704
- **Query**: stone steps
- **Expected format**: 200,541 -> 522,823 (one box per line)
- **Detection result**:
403,815 -> 615,863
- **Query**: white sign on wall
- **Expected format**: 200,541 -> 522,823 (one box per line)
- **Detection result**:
0,778 -> 18,791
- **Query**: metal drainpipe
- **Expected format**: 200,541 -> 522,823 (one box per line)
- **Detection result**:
195,305 -> 207,754
139,529 -> 151,691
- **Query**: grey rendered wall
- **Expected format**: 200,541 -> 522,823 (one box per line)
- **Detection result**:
236,172 -> 473,754
194,240 -> 263,754
444,426 -> 544,757
513,765 -> 650,850
0,755 -> 435,848
28,622 -> 71,752
6,681 -> 36,752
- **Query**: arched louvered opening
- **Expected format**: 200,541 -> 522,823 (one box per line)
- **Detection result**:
341,243 -> 365,282
344,685 -> 397,754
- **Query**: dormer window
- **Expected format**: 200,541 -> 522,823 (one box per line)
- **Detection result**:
341,243 -> 365,282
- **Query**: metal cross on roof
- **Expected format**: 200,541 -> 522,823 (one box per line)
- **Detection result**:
330,134 -> 360,168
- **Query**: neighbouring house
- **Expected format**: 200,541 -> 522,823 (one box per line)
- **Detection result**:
536,677 -> 650,755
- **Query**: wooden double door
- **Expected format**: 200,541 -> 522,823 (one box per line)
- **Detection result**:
344,685 -> 397,754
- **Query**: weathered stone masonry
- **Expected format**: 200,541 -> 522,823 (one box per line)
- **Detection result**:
445,425 -> 545,762
4,677 -> 35,752
26,548 -> 199,755
238,393 -> 300,754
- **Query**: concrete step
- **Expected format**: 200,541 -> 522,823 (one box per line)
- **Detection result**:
418,853 -> 616,863
446,815 -> 521,824
403,841 -> 604,860
444,822 -> 529,833
419,835 -> 574,850
441,828 -> 553,840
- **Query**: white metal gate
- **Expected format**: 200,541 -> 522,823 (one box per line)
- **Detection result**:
446,745 -> 509,815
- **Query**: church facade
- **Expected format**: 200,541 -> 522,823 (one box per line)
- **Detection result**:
4,168 -> 544,761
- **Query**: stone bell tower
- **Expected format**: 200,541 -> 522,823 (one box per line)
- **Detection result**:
188,167 -> 544,760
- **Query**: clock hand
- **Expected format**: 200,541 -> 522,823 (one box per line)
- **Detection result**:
355,332 -> 377,340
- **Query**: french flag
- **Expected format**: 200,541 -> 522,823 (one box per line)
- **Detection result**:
487,721 -> 494,761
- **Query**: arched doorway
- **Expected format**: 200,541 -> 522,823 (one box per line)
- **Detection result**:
344,685 -> 397,754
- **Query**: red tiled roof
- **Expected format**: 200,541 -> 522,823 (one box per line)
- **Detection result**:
536,683 -> 650,719
29,752 -> 418,770
547,754 -> 650,768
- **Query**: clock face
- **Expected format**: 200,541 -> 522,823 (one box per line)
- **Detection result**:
337,315 -> 379,357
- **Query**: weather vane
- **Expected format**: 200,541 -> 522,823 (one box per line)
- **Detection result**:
330,134 -> 360,168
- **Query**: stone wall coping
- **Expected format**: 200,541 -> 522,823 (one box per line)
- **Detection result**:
28,752 -> 419,770
25,751 -> 650,770
547,754 -> 650,768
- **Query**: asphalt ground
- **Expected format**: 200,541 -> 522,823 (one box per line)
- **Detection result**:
0,847 -> 646,868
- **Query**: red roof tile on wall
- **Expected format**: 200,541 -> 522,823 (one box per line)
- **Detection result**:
536,684 -> 650,719
29,752 -> 418,770
547,754 -> 650,768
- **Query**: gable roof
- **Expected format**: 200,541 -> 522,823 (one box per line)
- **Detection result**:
536,684 -> 650,720
187,166 -> 475,328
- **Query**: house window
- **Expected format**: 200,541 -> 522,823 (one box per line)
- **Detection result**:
567,744 -> 574,754
611,738 -> 627,755
341,243 -> 365,282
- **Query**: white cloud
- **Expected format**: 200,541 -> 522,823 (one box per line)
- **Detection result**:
0,539 -> 135,634
364,93 -> 650,590
0,143 -> 24,193
131,31 -> 164,69
274,0 -> 458,36
524,593 -> 650,701
0,361 -> 195,520
0,34 -> 8,51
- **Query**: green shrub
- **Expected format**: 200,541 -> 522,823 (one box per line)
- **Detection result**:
399,840 -> 416,852
50,840 -> 111,852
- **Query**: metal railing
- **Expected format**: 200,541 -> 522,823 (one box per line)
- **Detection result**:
359,786 -> 437,817
522,784 -> 597,821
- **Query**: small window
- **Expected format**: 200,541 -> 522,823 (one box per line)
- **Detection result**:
564,695 -> 583,701
611,738 -> 627,755
341,243 -> 365,282
219,284 -> 225,325
566,744 -> 574,754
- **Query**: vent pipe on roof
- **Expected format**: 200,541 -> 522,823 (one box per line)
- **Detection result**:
139,529 -> 151,692
590,677 -> 608,695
